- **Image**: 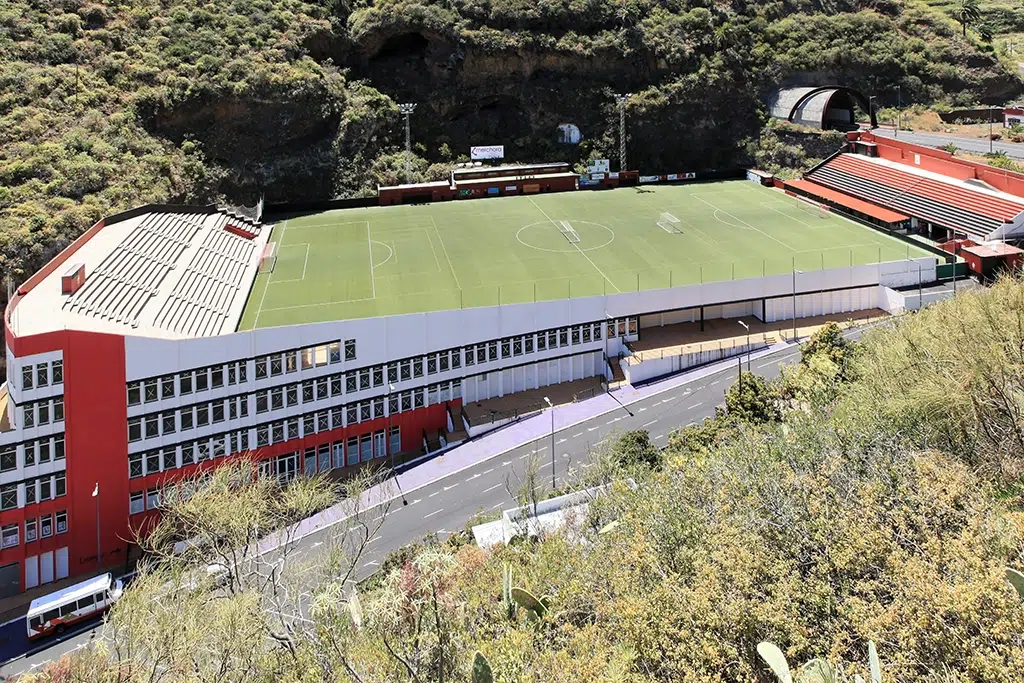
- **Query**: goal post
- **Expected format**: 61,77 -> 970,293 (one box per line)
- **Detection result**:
558,220 -> 581,243
259,242 -> 279,273
658,212 -> 683,234
794,196 -> 830,219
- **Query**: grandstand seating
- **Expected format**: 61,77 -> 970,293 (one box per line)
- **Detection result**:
152,228 -> 258,337
807,154 -> 1024,241
63,212 -> 205,326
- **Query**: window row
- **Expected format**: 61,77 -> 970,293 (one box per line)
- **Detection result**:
12,511 -> 68,547
0,472 -> 66,510
19,397 -> 64,430
254,340 -> 354,380
129,468 -> 225,515
128,396 -> 249,442
127,361 -> 248,406
20,360 -> 63,392
130,430 -> 251,479
303,426 -> 401,475
0,435 -> 66,472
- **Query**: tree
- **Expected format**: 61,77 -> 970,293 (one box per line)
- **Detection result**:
951,0 -> 981,36
723,371 -> 781,424
610,429 -> 663,470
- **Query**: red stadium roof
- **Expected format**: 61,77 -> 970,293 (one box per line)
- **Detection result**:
785,179 -> 910,223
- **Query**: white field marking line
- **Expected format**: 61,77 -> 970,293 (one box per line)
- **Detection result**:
265,243 -> 310,283
282,220 -> 373,230
483,483 -> 503,493
527,196 -> 621,292
392,241 -> 399,264
429,216 -> 462,290
642,419 -> 658,427
370,240 -> 394,268
367,222 -> 376,299
259,295 -> 377,313
422,219 -> 442,272
424,508 -> 444,519
301,242 -> 310,280
252,220 -> 286,328
693,194 -> 797,251
760,201 -> 820,229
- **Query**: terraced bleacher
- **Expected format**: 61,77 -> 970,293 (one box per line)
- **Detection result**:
806,154 -> 1024,241
63,212 -> 205,326
152,227 -> 258,337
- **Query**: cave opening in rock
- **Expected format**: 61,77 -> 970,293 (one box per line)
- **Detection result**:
373,32 -> 430,61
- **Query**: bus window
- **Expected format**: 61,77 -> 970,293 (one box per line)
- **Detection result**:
59,604 -> 75,617
29,616 -> 42,630
43,609 -> 59,623
77,594 -> 95,610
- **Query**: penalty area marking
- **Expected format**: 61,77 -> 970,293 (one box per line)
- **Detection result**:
370,240 -> 394,269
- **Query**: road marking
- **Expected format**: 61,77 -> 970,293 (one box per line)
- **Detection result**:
310,541 -> 322,548
686,402 -> 704,409
483,483 -> 503,493
502,460 -> 511,466
429,490 -> 441,497
367,535 -> 382,544
710,380 -> 720,386
642,419 -> 658,427
654,434 -> 665,440
556,438 -> 567,444
363,560 -> 379,568
637,407 -> 647,413
482,468 -> 494,475
536,446 -> 548,452
466,473 -> 481,482
443,483 -> 459,491
572,432 -> 583,438
410,498 -> 421,505
519,453 -> 532,460
596,439 -> 607,446
587,426 -> 599,432
757,360 -> 778,369
490,502 -> 504,510
424,508 -> 444,519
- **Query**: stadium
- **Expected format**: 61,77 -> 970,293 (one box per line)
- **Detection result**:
1,132 -> 1013,596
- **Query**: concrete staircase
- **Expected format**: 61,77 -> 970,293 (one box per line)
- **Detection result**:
608,356 -> 628,390
446,403 -> 468,445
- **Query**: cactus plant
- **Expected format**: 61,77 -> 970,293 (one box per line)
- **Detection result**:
471,650 -> 493,683
1007,567 -> 1024,600
757,642 -> 793,683
868,640 -> 882,683
758,640 -> 883,683
598,520 -> 620,535
511,587 -> 547,619
502,563 -> 515,619
347,587 -> 363,631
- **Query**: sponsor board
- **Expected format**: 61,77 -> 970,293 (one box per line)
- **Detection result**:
609,172 -> 619,179
590,172 -> 606,181
684,172 -> 696,179
470,145 -> 504,160
487,187 -> 500,195
579,178 -> 601,187
666,174 -> 678,181
587,159 -> 610,174
639,175 -> 661,184
523,183 -> 541,194
505,185 -> 518,192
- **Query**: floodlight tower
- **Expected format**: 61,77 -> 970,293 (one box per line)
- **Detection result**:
615,93 -> 631,172
398,102 -> 417,184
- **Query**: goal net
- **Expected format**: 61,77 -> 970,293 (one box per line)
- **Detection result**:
795,196 -> 830,219
258,242 -> 278,273
558,220 -> 581,243
658,212 -> 683,234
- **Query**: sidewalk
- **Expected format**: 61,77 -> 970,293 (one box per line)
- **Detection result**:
262,339 -> 796,552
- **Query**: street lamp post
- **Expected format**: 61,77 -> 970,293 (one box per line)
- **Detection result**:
397,103 -> 416,185
92,483 -> 101,571
896,85 -> 901,138
544,397 -> 555,491
388,383 -> 396,470
738,320 -> 751,373
614,93 -> 631,172
990,107 -> 996,154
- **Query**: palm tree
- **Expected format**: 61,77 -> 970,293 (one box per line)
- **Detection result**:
952,0 -> 982,37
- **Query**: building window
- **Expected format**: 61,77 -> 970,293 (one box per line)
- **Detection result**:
211,366 -> 224,389
24,443 -> 34,467
427,356 -> 437,375
501,340 -> 511,358
525,336 -> 534,354
346,405 -> 357,426
316,378 -> 328,400
330,376 -> 342,397
347,436 -> 359,466
40,478 -> 51,500
286,385 -> 298,407
271,388 -> 283,411
37,402 -> 49,425
23,406 -> 34,429
345,339 -> 356,361
390,426 -> 401,454
0,446 -> 15,473
127,382 -> 141,406
25,481 -> 35,505
128,418 -> 142,443
256,392 -> 268,413
195,369 -> 208,392
333,441 -> 345,469
54,437 -> 65,460
146,489 -> 160,511
55,473 -> 66,497
372,368 -> 383,388
270,356 -> 283,377
161,376 -> 175,399
329,342 -> 341,364
451,350 -> 461,369
387,364 -> 398,384
257,425 -> 269,447
21,366 -> 33,391
129,453 -> 143,478
55,511 -> 67,534
146,451 -> 161,475
182,443 -> 195,465
25,518 -> 37,543
54,398 -> 64,423
400,361 -> 411,381
51,360 -> 63,384
162,412 -> 176,434
440,353 -> 450,371
38,440 -> 50,463
212,402 -> 225,423
488,342 -> 498,361
145,415 -> 159,438
1,525 -> 18,549
34,365 -> 48,387
1,484 -> 17,511
40,514 -> 52,538
582,326 -> 592,343
129,492 -> 144,515
228,365 -> 237,385
180,372 -> 193,395
559,329 -> 568,347
196,404 -> 209,427
413,358 -> 424,378
255,357 -> 267,380
301,348 -> 314,370
180,408 -> 194,431
144,379 -> 158,403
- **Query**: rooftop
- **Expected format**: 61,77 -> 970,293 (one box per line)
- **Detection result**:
239,180 -> 934,330
10,208 -> 270,339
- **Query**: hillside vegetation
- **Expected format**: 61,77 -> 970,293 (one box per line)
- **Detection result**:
1,0 -> 1021,296
30,278 -> 1024,682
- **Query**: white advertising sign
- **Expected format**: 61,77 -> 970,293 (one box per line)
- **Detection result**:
588,159 -> 611,174
471,145 -> 504,160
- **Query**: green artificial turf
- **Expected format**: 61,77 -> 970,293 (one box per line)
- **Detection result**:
238,181 -> 934,330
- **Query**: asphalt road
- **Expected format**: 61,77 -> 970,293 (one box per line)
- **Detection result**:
872,127 -> 1024,159
0,331 -> 859,678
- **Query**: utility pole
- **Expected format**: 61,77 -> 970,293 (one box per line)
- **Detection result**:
990,107 -> 995,153
92,483 -> 101,570
896,85 -> 901,138
398,103 -> 416,185
615,93 -> 631,172
544,397 -> 555,491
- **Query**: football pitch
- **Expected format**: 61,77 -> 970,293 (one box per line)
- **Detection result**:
238,180 -> 935,329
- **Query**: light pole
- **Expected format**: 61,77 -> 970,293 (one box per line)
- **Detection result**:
895,85 -> 901,138
387,383 -> 407,505
868,96 -> 876,128
397,103 -> 416,185
990,107 -> 996,153
738,320 -> 750,373
791,268 -> 803,341
544,396 -> 555,491
614,93 -> 631,172
92,483 -> 101,570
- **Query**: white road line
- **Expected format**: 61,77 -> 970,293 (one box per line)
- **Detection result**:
410,499 -> 421,505
536,446 -> 548,452
310,541 -> 322,548
587,426 -> 599,432
465,473 -> 481,482
757,360 -> 778,369
502,460 -> 512,466
710,380 -> 719,386
363,560 -> 379,567
637,407 -> 647,413
686,402 -> 704,409
556,438 -> 567,444
654,434 -> 665,440
572,432 -> 583,438
443,483 -> 459,491
429,490 -> 441,497
519,453 -> 532,460
367,535 -> 382,544
490,502 -> 504,510
642,419 -> 658,427
424,508 -> 444,519
606,419 -> 616,425
482,468 -> 494,475
483,483 -> 502,493
596,439 -> 607,446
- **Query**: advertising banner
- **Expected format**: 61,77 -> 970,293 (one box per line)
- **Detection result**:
471,145 -> 504,160
684,172 -> 696,179
590,173 -> 606,181
666,174 -> 678,181
579,178 -> 600,187
609,172 -> 619,179
523,183 -> 541,194
588,159 -> 611,174
505,185 -> 518,192
639,175 -> 660,184
487,187 -> 500,195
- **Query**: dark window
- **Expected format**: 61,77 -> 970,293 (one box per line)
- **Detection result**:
38,441 -> 49,463
40,479 -> 51,500
414,391 -> 424,409
427,356 -> 437,375
256,393 -> 268,413
270,356 -> 282,376
271,388 -> 283,411
42,609 -> 58,623
127,383 -> 141,406
488,342 -> 498,361
23,406 -> 34,428
513,339 -> 522,356
559,330 -> 568,347
239,397 -> 248,418
25,481 -> 36,504
180,373 -> 193,395
144,380 -> 158,402
54,437 -> 65,460
196,404 -> 209,427
285,353 -> 297,374
229,400 -> 237,420
501,340 -> 510,358
212,402 -> 225,423
287,385 -> 298,407
180,409 -> 193,431
21,367 -> 32,391
195,369 -> 208,392
359,371 -> 370,391
413,359 -> 424,378
583,326 -> 592,343
162,412 -> 176,434
329,342 -> 342,364
181,443 -> 194,465
287,420 -> 299,440
303,414 -> 315,435
451,351 -> 460,369
56,511 -> 67,534
548,331 -> 558,347
372,367 -> 383,387
255,357 -> 267,380
387,365 -> 398,384
400,361 -> 411,381
0,447 -> 16,472
272,422 -> 284,444
78,594 -> 95,610
146,451 -> 160,474
317,378 -> 329,400
2,484 -> 18,510
257,426 -> 269,447
572,327 -> 581,345
227,365 -> 237,385
129,454 -> 143,478
144,415 -> 159,438
346,405 -> 358,425
24,443 -> 34,466
477,346 -> 487,363
389,395 -> 399,414
36,365 -> 49,387
211,366 -> 223,388
55,474 -> 65,497
317,412 -> 329,432
345,340 -> 356,361
330,376 -> 342,396
525,336 -> 534,353
238,362 -> 247,383
360,403 -> 371,422
345,375 -> 357,394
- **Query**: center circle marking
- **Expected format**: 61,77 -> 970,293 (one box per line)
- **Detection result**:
515,221 -> 616,253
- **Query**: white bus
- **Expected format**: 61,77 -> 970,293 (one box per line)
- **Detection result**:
26,572 -> 124,640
